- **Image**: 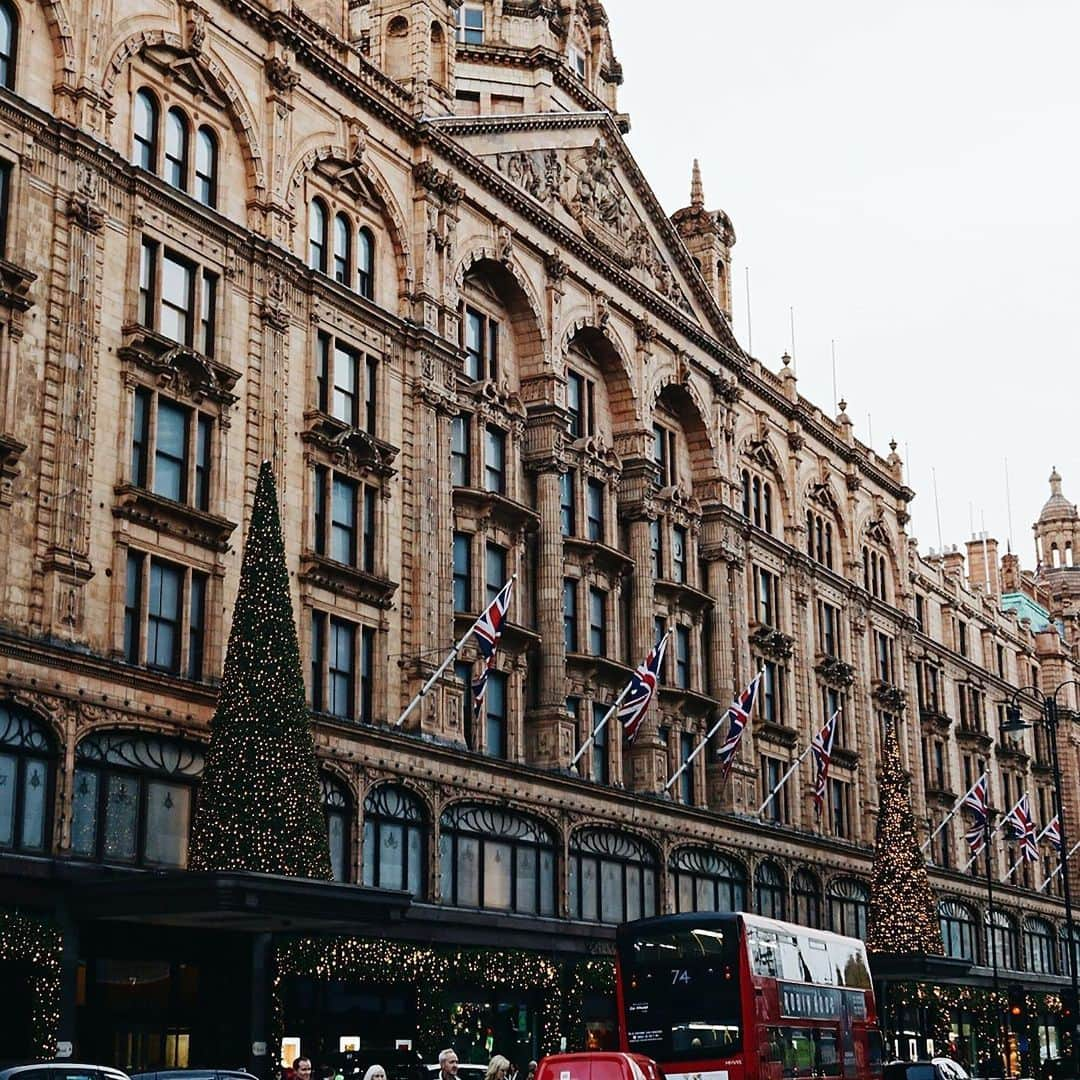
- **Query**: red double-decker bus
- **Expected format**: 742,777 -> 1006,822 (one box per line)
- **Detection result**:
615,912 -> 883,1080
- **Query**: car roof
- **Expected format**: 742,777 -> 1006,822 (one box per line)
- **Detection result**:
0,1067 -> 131,1080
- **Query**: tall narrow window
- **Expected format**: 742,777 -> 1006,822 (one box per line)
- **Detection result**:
560,470 -> 575,536
333,213 -> 351,284
139,238 -> 157,328
586,479 -> 604,542
164,108 -> 190,191
188,572 -> 207,681
0,2 -> 14,90
679,732 -> 695,805
672,525 -> 688,583
464,307 -> 497,381
313,466 -> 327,556
591,701 -> 609,784
588,587 -> 606,655
360,626 -> 375,724
485,542 -> 507,604
329,617 -> 356,719
309,198 -> 328,273
200,270 -> 217,357
361,487 -> 376,574
194,127 -> 217,207
453,532 -> 471,612
331,475 -> 358,565
194,414 -> 212,512
160,251 -> 194,346
132,89 -> 158,171
124,551 -> 145,664
153,399 -> 189,503
147,560 -> 183,673
357,227 -> 374,299
451,415 -> 470,486
650,519 -> 662,577
484,426 -> 506,494
486,671 -> 507,759
563,579 -> 578,652
131,387 -> 151,488
675,625 -> 691,689
364,355 -> 378,435
310,611 -> 326,712
332,343 -> 360,426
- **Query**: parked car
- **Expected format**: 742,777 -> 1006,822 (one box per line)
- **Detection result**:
330,1049 -> 428,1080
0,1066 -> 131,1080
883,1060 -> 970,1080
426,1066 -> 488,1080
130,1071 -> 257,1080
534,1053 -> 665,1080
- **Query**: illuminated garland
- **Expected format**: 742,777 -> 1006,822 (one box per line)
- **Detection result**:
277,938 -> 575,1057
564,959 -> 616,1050
190,461 -> 332,879
0,908 -> 62,1055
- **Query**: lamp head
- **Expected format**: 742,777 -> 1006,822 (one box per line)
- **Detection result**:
1001,702 -> 1031,735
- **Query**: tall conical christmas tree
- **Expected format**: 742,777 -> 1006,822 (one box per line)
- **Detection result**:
190,461 -> 332,879
866,719 -> 943,954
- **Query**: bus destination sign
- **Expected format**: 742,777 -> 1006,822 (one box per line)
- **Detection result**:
779,984 -> 868,1021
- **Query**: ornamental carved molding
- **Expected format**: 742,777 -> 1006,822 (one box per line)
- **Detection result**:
710,373 -> 742,405
301,418 -> 399,480
749,625 -> 795,661
265,55 -> 301,93
118,327 -> 240,410
871,681 -> 907,714
413,160 -> 463,205
815,655 -> 856,689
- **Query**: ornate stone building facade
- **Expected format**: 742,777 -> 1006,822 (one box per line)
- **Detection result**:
0,0 -> 1077,1069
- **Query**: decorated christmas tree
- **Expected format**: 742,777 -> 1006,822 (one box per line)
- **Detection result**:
190,461 -> 332,879
866,718 -> 943,954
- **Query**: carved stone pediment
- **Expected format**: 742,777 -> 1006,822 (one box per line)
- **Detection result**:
871,681 -> 907,714
654,484 -> 702,521
865,517 -> 892,547
468,378 -> 527,425
816,655 -> 856,689
112,483 -> 237,551
743,435 -> 780,474
568,433 -> 621,477
299,552 -> 398,609
749,624 -> 794,661
0,257 -> 36,313
120,326 -> 240,409
809,481 -> 840,515
139,39 -> 228,109
302,416 -> 399,480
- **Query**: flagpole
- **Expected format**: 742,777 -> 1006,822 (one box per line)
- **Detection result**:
1039,839 -> 1080,893
394,575 -> 516,729
756,743 -> 814,816
570,680 -> 636,769
921,771 -> 988,852
665,708 -> 724,792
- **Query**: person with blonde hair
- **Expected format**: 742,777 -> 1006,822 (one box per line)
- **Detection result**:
362,1066 -> 387,1080
485,1056 -> 510,1080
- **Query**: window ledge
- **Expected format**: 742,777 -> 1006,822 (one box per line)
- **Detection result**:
994,741 -> 1031,768
452,486 -> 541,532
0,430 -> 27,509
754,719 -> 799,749
565,650 -> 634,687
654,577 -> 714,614
926,785 -> 958,805
748,623 -> 795,661
299,552 -> 398,609
955,726 -> 993,750
918,706 -> 953,732
0,256 -> 36,311
657,684 -> 718,716
831,746 -> 860,770
563,535 -> 634,576
302,412 -> 399,478
453,612 -> 540,652
113,484 -> 238,552
120,324 -> 240,407
815,654 -> 856,689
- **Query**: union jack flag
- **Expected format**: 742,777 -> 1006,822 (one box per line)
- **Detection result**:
961,774 -> 989,855
811,710 -> 840,819
471,578 -> 514,723
1042,814 -> 1063,853
618,633 -> 670,743
1003,793 -> 1039,863
715,670 -> 763,782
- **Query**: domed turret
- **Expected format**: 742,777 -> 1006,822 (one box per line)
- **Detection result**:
1039,467 -> 1077,525
1033,467 -> 1078,572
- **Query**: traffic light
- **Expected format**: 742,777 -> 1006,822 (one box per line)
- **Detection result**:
1008,985 -> 1027,1025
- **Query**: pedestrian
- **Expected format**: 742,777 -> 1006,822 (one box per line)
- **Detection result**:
485,1056 -> 510,1080
362,1065 -> 387,1080
526,1063 -> 537,1080
437,1049 -> 460,1080
507,1063 -> 519,1080
293,1059 -> 314,1080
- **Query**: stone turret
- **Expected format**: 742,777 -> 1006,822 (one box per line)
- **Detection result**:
671,161 -> 736,321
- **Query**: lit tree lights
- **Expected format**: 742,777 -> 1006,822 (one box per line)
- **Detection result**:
867,719 -> 943,955
0,908 -> 61,1055
190,460 -> 332,878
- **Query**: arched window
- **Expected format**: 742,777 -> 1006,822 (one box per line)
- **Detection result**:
571,828 -> 658,923
332,213 -> 351,285
71,730 -> 203,868
1024,917 -> 1056,974
671,847 -> 745,914
985,910 -> 1020,971
755,861 -> 786,920
827,878 -> 869,939
741,469 -> 773,534
806,509 -> 834,570
132,89 -> 159,172
792,868 -> 821,928
309,198 -> 328,273
430,21 -> 447,87
194,126 -> 218,207
939,899 -> 978,961
0,702 -> 54,854
441,803 -> 555,915
385,15 -> 410,82
363,783 -> 426,898
862,545 -> 888,602
164,107 -> 190,191
323,775 -> 351,883
357,227 -> 374,299
0,0 -> 16,90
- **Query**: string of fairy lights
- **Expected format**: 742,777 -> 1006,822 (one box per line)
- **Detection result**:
0,909 -> 62,1056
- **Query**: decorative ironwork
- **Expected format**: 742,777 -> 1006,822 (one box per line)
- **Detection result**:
75,731 -> 204,776
322,776 -> 349,809
0,704 -> 52,753
670,846 -> 742,879
364,783 -> 425,822
441,802 -> 552,844
573,827 -> 657,864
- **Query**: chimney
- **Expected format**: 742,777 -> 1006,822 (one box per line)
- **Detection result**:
1000,552 -> 1021,593
942,546 -> 966,579
966,535 -> 1001,596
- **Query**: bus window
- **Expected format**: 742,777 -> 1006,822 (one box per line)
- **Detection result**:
866,1030 -> 884,1072
799,936 -> 835,984
815,1029 -> 842,1076
766,1026 -> 816,1078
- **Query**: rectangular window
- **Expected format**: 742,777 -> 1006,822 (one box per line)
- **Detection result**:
484,426 -> 506,493
313,465 -> 327,556
361,486 -> 376,574
650,518 -> 662,578
831,778 -> 851,839
591,700 -> 608,784
200,270 -> 217,357
996,643 -> 1006,678
160,251 -> 195,346
588,587 -> 606,655
131,386 -> 151,488
452,532 -> 471,612
823,686 -> 844,745
360,625 -> 375,724
680,732 -> 695,805
316,333 -> 330,413
958,620 -> 968,657
760,756 -> 790,824
753,565 -> 779,627
914,592 -> 926,630
0,161 -> 10,256
124,550 -> 145,664
560,470 -> 575,536
328,617 -> 356,719
188,572 -> 207,681
654,616 -> 668,679
485,542 -> 507,604
364,355 -> 378,435
563,578 -> 578,652
653,423 -> 676,486
194,414 -> 212,511
456,660 -> 475,748
147,559 -> 183,673
672,525 -> 688,584
760,661 -> 785,723
875,630 -> 895,683
451,415 -> 470,487
331,475 -> 358,565
139,238 -> 158,329
486,670 -> 507,759
153,398 -> 189,503
586,478 -> 605,543
567,370 -> 584,439
463,306 -> 497,380
675,624 -> 691,689
817,599 -> 839,657
457,5 -> 485,45
333,342 -> 360,426
310,610 -> 326,712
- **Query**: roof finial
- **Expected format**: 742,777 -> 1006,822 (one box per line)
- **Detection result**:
691,159 -> 704,210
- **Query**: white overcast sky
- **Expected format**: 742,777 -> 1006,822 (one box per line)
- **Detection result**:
616,0 -> 1079,568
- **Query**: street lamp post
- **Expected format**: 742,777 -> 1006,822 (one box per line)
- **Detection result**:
1002,681 -> 1080,1080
